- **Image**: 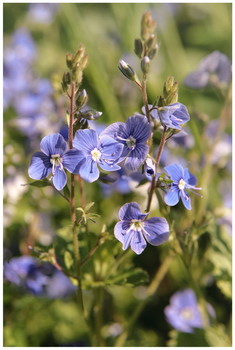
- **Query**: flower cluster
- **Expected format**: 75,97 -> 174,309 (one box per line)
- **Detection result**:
4,256 -> 75,298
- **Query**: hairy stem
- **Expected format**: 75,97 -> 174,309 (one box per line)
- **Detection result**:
145,126 -> 167,212
68,82 -> 85,314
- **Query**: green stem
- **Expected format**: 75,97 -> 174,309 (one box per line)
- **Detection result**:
94,288 -> 105,346
68,82 -> 85,315
115,253 -> 174,347
145,126 -> 167,212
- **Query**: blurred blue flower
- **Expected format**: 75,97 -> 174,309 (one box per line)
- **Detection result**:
28,133 -> 84,190
114,202 -> 169,254
184,51 -> 231,89
147,103 -> 190,130
28,3 -> 59,24
73,129 -> 123,183
4,256 -> 75,298
164,164 -> 201,210
101,114 -> 151,172
164,289 -> 204,333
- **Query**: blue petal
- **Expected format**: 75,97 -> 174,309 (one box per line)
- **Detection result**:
124,143 -> 149,172
62,149 -> 85,174
143,217 -> 169,246
158,104 -> 180,125
171,289 -> 198,309
53,168 -> 67,190
119,202 -> 142,221
164,164 -> 184,183
40,133 -> 67,156
79,157 -> 99,183
173,103 -> 190,124
180,190 -> 192,210
184,168 -> 197,186
28,151 -> 52,179
98,161 -> 121,172
164,305 -> 194,333
73,129 -> 98,153
100,122 -> 128,139
130,231 -> 147,255
164,186 -> 180,206
114,221 -> 132,250
184,70 -> 209,89
126,115 -> 151,143
99,135 -> 124,161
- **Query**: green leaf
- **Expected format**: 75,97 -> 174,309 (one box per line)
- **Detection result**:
21,179 -> 51,188
107,268 -> 149,287
84,202 -> 95,212
205,324 -> 231,347
63,184 -> 70,198
64,251 -> 74,270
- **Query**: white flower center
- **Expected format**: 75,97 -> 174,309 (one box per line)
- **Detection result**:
180,307 -> 194,321
129,219 -> 143,232
50,154 -> 63,174
178,179 -> 186,190
91,148 -> 102,162
126,136 -> 136,150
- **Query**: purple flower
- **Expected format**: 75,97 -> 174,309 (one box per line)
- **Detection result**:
73,129 -> 124,183
114,202 -> 169,255
147,103 -> 190,130
28,3 -> 58,24
101,115 -> 151,172
4,256 -> 75,298
164,289 -> 204,333
164,164 -> 201,210
28,133 -> 84,190
184,51 -> 231,89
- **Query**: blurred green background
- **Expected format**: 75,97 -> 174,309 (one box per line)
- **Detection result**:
4,3 -> 232,347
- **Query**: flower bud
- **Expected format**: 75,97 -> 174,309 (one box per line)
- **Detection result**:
61,72 -> 71,92
118,59 -> 138,82
146,34 -> 156,51
141,12 -> 157,41
75,89 -> 88,109
144,157 -> 155,179
141,56 -> 150,74
79,109 -> 102,120
73,44 -> 85,68
148,44 -> 159,60
66,53 -> 74,70
134,39 -> 143,58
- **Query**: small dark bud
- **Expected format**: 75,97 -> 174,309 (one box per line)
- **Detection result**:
134,39 -> 143,58
61,72 -> 71,92
141,56 -> 150,74
66,53 -> 74,70
148,44 -> 159,60
146,34 -> 156,51
75,89 -> 88,109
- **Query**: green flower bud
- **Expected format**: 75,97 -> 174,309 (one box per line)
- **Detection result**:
79,109 -> 102,120
73,44 -> 86,68
61,72 -> 71,92
146,34 -> 156,51
79,54 -> 89,71
134,39 -> 143,58
141,12 -> 157,41
141,56 -> 150,74
118,59 -> 137,81
75,89 -> 88,109
66,53 -> 74,70
148,44 -> 158,60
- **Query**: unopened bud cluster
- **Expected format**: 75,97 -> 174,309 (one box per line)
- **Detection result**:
135,12 -> 159,74
158,76 -> 178,107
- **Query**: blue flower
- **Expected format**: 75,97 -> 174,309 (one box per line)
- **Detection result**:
164,164 -> 201,210
164,289 -> 204,333
101,114 -> 151,172
114,202 -> 169,255
27,3 -> 58,24
4,256 -> 75,298
28,133 -> 84,190
73,129 -> 124,183
147,103 -> 190,130
184,51 -> 231,89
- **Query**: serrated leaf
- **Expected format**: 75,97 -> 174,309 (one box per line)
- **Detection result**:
205,324 -> 231,347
